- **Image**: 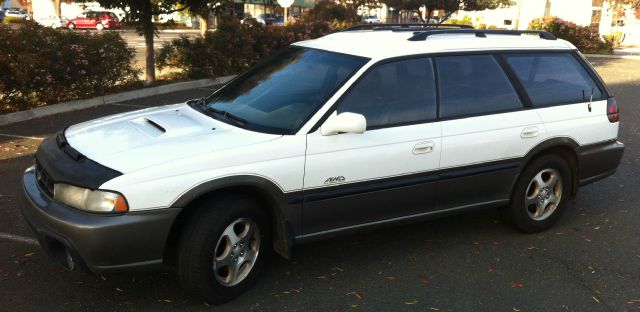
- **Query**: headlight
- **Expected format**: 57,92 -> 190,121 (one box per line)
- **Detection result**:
54,184 -> 128,213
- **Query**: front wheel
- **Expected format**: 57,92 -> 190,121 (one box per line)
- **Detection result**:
501,154 -> 572,233
177,195 -> 271,304
96,23 -> 104,30
67,23 -> 75,30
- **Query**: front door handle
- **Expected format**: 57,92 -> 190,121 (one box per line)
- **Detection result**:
521,126 -> 539,139
413,141 -> 434,154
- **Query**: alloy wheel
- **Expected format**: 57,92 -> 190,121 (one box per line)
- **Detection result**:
525,168 -> 563,221
212,218 -> 260,287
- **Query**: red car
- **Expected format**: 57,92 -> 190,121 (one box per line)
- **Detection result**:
66,11 -> 120,30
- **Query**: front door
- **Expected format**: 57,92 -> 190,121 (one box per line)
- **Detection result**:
302,57 -> 442,235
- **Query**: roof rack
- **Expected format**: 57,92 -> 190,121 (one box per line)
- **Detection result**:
343,23 -> 474,32
408,29 -> 557,41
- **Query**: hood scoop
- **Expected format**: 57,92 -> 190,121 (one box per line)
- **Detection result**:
130,118 -> 167,137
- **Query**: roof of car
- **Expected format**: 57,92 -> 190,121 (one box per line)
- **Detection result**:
293,28 -> 576,60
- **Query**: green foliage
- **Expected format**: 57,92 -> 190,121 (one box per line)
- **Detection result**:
602,31 -> 624,48
528,16 -> 613,55
300,0 -> 360,27
2,16 -> 26,24
156,18 -> 338,79
445,15 -> 473,26
0,22 -> 139,113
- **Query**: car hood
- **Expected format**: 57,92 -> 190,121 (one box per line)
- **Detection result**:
65,104 -> 282,173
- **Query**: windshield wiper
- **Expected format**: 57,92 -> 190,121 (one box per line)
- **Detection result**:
208,107 -> 247,128
188,98 -> 247,128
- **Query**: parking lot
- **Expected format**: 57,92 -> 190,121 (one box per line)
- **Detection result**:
0,57 -> 638,311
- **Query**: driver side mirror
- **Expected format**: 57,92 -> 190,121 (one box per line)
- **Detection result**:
321,112 -> 366,136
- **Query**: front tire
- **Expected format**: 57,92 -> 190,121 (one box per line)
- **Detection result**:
96,23 -> 104,31
67,23 -> 75,30
177,195 -> 271,304
502,154 -> 572,233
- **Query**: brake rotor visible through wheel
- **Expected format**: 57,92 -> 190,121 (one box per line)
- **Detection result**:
524,168 -> 563,221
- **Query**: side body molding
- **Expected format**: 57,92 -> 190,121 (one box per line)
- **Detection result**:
171,175 -> 302,259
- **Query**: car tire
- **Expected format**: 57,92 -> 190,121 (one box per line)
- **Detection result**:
68,23 -> 75,30
96,23 -> 104,31
501,154 -> 572,233
177,194 -> 271,304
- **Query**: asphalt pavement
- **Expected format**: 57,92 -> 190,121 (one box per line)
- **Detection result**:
0,57 -> 639,312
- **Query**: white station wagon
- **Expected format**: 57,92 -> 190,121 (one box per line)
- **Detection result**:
20,25 -> 624,303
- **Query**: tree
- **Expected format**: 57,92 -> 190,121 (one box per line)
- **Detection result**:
378,0 -> 512,23
189,0 -> 234,37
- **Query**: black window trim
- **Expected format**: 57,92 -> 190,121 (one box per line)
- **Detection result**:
307,48 -> 606,133
500,51 -> 609,108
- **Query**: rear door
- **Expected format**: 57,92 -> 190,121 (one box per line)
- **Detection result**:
502,52 -> 614,145
436,54 -> 545,210
303,57 -> 442,235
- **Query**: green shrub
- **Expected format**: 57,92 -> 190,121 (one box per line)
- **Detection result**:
446,16 -> 473,26
528,16 -> 613,54
602,31 -> 624,48
156,18 -> 339,79
2,16 -> 26,24
0,21 -> 140,113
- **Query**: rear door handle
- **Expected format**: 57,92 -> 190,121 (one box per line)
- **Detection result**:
521,126 -> 539,139
413,141 -> 434,154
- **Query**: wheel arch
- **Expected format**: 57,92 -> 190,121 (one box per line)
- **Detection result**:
163,175 -> 300,265
512,137 -> 580,198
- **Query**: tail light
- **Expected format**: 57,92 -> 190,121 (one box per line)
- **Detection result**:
607,97 -> 619,123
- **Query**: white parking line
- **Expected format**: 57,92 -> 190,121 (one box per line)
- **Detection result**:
0,233 -> 40,246
0,133 -> 45,140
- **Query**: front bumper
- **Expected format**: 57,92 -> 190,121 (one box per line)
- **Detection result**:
19,169 -> 180,273
578,140 -> 625,186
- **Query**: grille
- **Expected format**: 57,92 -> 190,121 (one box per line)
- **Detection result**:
35,162 -> 54,198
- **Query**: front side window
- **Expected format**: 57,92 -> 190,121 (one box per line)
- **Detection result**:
337,58 -> 437,129
504,53 -> 603,107
436,55 -> 523,118
199,47 -> 368,134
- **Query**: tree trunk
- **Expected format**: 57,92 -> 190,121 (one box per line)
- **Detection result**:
199,13 -> 208,37
52,0 -> 61,17
142,0 -> 156,83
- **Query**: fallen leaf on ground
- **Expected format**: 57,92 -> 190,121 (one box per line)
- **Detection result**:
159,299 -> 172,303
115,287 -> 123,292
385,276 -> 396,281
405,300 -> 419,305
420,277 -> 431,284
346,292 -> 363,300
511,282 -> 525,288
487,266 -> 494,273
23,252 -> 34,257
430,307 -> 440,311
332,267 -> 344,272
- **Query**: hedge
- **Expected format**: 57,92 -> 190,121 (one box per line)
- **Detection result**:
528,16 -> 613,54
0,22 -> 140,113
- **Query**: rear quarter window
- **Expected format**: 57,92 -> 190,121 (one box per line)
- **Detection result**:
504,53 -> 603,107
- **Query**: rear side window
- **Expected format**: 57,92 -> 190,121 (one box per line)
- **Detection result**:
436,55 -> 522,118
504,53 -> 602,107
337,58 -> 437,129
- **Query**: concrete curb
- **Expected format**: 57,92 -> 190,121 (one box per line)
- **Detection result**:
584,54 -> 640,60
0,75 -> 235,127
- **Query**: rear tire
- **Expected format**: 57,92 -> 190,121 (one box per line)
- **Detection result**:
501,154 -> 572,233
177,194 -> 271,304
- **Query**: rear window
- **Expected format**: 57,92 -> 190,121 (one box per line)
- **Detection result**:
436,55 -> 523,118
504,53 -> 603,107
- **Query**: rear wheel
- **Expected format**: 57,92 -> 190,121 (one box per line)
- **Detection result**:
501,154 -> 572,233
177,195 -> 271,304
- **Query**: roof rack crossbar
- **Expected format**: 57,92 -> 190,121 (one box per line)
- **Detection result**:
407,29 -> 557,41
343,23 -> 474,32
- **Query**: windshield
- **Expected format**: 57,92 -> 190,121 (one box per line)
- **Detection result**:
199,47 -> 368,134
